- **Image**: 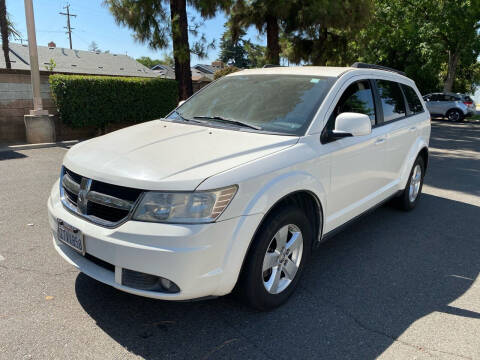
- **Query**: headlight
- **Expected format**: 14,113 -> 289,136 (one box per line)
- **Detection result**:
132,185 -> 238,223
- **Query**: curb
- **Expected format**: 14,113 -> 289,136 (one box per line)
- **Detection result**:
0,140 -> 80,153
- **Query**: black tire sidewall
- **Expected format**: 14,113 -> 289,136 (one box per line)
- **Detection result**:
401,156 -> 425,210
238,205 -> 313,310
448,109 -> 463,122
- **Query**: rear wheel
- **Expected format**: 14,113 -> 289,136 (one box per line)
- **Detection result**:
446,109 -> 463,122
396,156 -> 425,211
237,205 -> 313,310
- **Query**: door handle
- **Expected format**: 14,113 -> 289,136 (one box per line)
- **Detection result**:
375,138 -> 386,145
409,126 -> 417,132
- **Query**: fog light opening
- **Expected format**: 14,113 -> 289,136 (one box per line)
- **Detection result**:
160,278 -> 180,293
121,268 -> 180,294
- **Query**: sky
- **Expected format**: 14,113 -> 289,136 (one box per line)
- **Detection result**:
6,0 -> 265,65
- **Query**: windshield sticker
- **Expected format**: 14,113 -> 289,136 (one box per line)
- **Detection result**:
310,78 -> 320,83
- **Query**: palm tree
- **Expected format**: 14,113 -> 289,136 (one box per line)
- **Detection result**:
0,0 -> 10,69
0,0 -> 21,70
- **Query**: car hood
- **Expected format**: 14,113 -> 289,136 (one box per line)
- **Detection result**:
63,120 -> 298,190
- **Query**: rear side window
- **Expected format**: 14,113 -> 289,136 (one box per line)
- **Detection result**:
326,80 -> 376,131
439,94 -> 460,101
401,85 -> 424,114
376,80 -> 406,122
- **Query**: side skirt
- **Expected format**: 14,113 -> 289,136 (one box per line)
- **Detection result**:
320,190 -> 403,243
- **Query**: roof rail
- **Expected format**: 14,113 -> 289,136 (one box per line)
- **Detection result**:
351,62 -> 406,76
263,64 -> 283,68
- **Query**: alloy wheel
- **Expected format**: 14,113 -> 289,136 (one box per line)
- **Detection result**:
262,224 -> 303,295
408,164 -> 422,202
448,111 -> 460,121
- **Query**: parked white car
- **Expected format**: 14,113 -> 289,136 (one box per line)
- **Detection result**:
48,63 -> 431,310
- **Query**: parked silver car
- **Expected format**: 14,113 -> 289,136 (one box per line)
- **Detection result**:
458,94 -> 476,116
422,93 -> 471,121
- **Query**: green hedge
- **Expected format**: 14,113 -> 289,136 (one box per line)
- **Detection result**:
49,74 -> 178,130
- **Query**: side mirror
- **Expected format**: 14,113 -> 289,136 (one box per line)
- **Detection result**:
178,100 -> 186,107
331,112 -> 372,139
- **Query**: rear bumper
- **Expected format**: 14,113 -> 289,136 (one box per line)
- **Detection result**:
48,180 -> 262,300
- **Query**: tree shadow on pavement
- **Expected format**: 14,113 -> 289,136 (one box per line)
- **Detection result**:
0,151 -> 27,161
75,193 -> 480,359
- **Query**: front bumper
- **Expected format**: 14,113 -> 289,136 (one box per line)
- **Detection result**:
48,180 -> 262,300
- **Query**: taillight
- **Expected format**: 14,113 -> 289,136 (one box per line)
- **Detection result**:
464,101 -> 473,106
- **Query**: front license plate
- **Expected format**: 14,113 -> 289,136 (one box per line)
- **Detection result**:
57,219 -> 84,255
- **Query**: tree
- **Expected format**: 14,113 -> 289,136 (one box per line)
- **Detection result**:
0,2 -> 20,70
214,65 -> 240,79
229,0 -> 292,65
88,41 -> 101,52
229,0 -> 372,66
348,0 -> 480,94
432,0 -> 480,92
218,26 -> 249,67
281,0 -> 373,66
137,53 -> 174,68
0,0 -> 9,69
244,40 -> 266,67
105,0 -> 230,100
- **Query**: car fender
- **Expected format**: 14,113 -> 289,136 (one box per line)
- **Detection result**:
214,170 -> 326,295
399,137 -> 429,189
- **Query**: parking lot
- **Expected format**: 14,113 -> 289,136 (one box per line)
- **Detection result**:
0,119 -> 479,360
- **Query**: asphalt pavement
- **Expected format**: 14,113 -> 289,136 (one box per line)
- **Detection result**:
0,119 -> 479,359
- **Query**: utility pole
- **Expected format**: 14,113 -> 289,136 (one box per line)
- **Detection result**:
59,4 -> 76,49
24,0 -> 55,144
24,0 -> 44,115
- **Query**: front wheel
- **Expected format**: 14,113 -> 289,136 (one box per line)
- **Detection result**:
237,205 -> 313,310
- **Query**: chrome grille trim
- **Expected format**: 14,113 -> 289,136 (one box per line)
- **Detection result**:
59,166 -> 143,228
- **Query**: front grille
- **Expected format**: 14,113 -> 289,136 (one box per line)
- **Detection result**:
60,166 -> 143,226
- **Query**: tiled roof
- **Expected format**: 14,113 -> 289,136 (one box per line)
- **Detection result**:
193,64 -> 215,74
0,43 -> 157,77
151,64 -> 175,79
191,67 -> 214,80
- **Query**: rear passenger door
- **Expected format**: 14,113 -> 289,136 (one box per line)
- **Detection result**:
375,80 -> 423,183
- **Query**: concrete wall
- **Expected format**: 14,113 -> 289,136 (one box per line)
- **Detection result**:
0,69 -> 95,142
0,69 -> 210,143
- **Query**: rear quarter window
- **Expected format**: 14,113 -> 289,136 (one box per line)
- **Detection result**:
401,84 -> 425,114
376,80 -> 406,122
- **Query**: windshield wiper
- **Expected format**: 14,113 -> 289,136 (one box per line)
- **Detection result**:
193,115 -> 262,130
172,110 -> 203,124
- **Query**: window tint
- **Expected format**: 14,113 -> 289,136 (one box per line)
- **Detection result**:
376,80 -> 406,122
429,94 -> 440,101
326,80 -> 376,131
401,84 -> 424,114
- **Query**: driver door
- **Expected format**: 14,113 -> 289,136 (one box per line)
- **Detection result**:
323,79 -> 390,232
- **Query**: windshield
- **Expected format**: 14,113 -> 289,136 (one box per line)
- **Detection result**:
167,74 -> 336,135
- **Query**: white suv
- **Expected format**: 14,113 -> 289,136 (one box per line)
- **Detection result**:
48,63 -> 430,310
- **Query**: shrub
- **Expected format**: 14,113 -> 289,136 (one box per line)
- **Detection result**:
214,66 -> 241,80
49,74 -> 178,132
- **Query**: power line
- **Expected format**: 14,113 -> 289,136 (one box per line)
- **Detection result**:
59,4 -> 77,49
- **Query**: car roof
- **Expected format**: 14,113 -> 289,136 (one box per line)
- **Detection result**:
226,66 -> 411,80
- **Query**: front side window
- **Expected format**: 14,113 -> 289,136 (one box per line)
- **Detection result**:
401,84 -> 424,114
326,80 -> 376,131
376,80 -> 406,122
169,74 -> 336,135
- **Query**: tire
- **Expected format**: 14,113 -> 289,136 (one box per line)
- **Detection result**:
237,205 -> 313,311
396,156 -> 425,211
446,109 -> 463,122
